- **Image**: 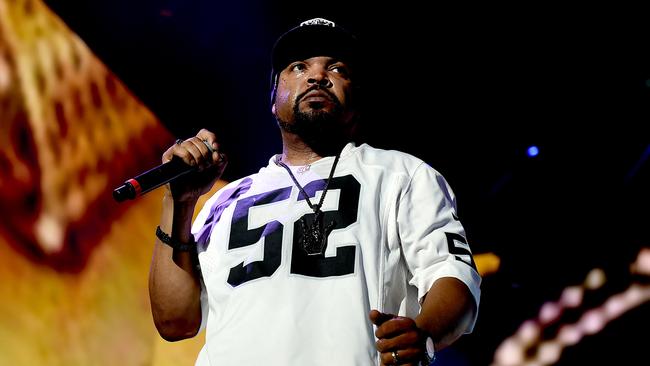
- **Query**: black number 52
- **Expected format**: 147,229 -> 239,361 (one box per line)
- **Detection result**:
227,175 -> 360,287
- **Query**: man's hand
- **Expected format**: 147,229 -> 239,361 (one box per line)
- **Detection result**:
162,128 -> 227,202
369,309 -> 427,365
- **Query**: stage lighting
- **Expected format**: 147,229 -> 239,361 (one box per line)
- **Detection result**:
527,145 -> 539,157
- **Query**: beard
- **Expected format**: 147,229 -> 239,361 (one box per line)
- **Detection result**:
277,92 -> 349,152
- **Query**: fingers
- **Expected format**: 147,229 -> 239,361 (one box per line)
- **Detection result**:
163,129 -> 224,169
376,329 -> 421,352
369,309 -> 396,326
162,145 -> 176,164
377,334 -> 425,365
379,348 -> 422,365
197,128 -> 220,161
374,316 -> 417,339
196,128 -> 217,146
371,310 -> 426,365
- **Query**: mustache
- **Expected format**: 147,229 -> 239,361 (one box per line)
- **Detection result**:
295,85 -> 340,105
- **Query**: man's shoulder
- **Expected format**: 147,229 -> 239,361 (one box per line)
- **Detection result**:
353,143 -> 427,172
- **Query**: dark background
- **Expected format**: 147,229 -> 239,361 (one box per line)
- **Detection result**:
43,1 -> 650,364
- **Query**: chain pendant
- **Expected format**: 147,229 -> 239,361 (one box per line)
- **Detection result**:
299,210 -> 336,256
275,153 -> 341,256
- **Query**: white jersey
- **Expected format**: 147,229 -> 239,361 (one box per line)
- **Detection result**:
191,142 -> 481,366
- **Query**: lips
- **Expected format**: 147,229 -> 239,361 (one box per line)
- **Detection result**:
301,90 -> 332,103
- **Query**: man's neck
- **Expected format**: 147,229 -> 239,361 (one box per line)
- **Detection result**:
279,132 -> 345,166
281,130 -> 347,166
280,139 -> 321,166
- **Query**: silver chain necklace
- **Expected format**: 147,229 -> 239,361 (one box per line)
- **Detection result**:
296,153 -> 318,173
275,153 -> 340,256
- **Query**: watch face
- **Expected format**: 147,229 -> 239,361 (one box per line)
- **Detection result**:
425,337 -> 436,358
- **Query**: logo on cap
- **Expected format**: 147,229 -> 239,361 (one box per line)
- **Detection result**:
299,18 -> 335,27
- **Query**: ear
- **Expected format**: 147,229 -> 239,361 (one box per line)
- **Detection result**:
271,102 -> 277,116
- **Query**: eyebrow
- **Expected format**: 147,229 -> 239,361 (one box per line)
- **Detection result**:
291,57 -> 346,65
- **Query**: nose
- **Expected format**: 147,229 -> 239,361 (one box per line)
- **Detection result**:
307,69 -> 332,88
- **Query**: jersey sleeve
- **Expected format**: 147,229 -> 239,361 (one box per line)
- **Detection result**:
190,177 -> 255,333
397,162 -> 482,331
191,193 -> 218,335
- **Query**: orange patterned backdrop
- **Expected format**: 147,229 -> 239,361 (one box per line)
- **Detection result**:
0,0 -> 228,364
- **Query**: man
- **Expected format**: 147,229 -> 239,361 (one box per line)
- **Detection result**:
148,18 -> 481,365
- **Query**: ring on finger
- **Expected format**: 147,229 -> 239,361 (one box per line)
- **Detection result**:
201,139 -> 215,154
175,138 -> 183,145
391,350 -> 400,364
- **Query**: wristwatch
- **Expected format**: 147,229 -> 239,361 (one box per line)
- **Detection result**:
422,336 -> 436,365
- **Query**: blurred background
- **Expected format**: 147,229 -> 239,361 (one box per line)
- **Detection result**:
0,0 -> 648,365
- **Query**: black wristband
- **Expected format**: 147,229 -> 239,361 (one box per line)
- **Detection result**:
156,226 -> 196,252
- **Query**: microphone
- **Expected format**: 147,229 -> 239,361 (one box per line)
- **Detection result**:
113,139 -> 214,202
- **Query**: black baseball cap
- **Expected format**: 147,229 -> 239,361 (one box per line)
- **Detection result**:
270,18 -> 359,92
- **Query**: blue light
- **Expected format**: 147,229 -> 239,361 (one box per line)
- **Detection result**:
527,146 -> 539,157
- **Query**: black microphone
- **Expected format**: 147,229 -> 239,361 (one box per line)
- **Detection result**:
113,140 -> 214,202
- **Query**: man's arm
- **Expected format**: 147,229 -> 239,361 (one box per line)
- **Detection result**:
416,277 -> 477,350
148,129 -> 226,341
370,277 -> 477,365
148,195 -> 202,341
